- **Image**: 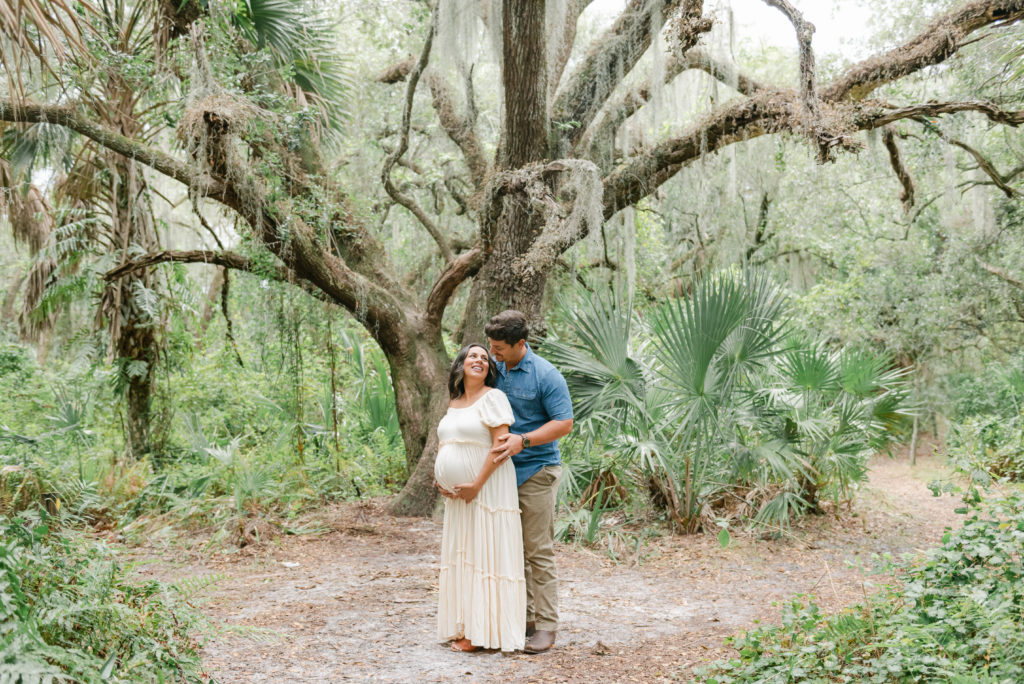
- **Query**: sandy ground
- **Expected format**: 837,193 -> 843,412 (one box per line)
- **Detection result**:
133,443 -> 963,683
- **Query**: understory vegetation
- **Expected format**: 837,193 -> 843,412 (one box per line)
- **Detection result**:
697,492 -> 1024,683
0,280 -> 406,544
550,271 -> 911,543
943,359 -> 1024,485
1,511 -> 207,682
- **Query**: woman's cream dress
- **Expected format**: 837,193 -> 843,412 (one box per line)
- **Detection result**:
434,389 -> 526,652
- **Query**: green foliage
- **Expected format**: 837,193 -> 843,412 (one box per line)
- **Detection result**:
945,413 -> 1024,484
221,0 -> 354,136
945,357 -> 1024,421
943,356 -> 1024,483
0,271 -> 407,547
0,344 -> 35,380
697,493 -> 1024,683
549,271 -> 910,538
755,344 -> 911,511
0,512 -> 206,682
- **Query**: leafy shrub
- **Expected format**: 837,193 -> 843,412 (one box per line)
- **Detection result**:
548,271 -> 910,535
944,412 -> 1024,483
0,512 -> 207,682
696,494 -> 1024,683
944,357 -> 1024,420
0,343 -> 34,379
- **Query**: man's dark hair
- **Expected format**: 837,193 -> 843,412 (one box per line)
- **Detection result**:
448,344 -> 498,400
485,310 -> 529,346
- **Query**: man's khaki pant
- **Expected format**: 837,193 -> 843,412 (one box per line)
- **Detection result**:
519,465 -> 561,632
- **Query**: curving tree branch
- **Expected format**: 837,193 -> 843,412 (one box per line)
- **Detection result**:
580,48 -> 766,159
375,55 -> 417,84
427,69 -> 489,191
868,100 -> 1024,127
682,48 -> 767,97
552,0 -> 690,152
882,127 -> 916,211
0,100 -> 220,195
603,0 -> 1024,217
104,249 -> 259,280
913,116 -> 1021,197
380,8 -> 453,262
763,0 -> 817,116
425,245 -> 485,326
976,256 -> 1024,289
822,0 -> 1024,103
548,0 -> 595,99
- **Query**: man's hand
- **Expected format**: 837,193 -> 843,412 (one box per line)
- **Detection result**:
490,433 -> 524,464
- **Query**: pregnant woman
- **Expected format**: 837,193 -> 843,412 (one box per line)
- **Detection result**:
434,344 -> 526,652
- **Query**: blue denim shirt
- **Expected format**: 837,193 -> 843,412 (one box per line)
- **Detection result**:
494,345 -> 573,487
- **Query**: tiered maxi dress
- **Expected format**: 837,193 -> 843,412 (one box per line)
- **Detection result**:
434,389 -> 526,652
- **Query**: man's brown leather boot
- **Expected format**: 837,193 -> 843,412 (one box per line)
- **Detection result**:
524,629 -> 555,654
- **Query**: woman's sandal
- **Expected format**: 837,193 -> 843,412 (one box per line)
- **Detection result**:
450,638 -> 480,652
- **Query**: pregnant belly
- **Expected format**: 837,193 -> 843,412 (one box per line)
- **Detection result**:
434,446 -> 479,493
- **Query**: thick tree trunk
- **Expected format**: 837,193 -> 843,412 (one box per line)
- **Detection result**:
497,0 -> 548,170
462,0 -> 552,341
109,156 -> 160,461
387,324 -> 451,516
462,195 -> 553,342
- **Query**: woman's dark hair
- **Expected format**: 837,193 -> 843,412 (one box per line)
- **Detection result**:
484,309 -> 529,346
448,344 -> 498,400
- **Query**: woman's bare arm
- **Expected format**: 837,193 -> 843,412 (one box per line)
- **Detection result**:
453,424 -> 509,503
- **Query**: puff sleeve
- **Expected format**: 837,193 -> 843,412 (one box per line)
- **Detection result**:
478,389 -> 515,428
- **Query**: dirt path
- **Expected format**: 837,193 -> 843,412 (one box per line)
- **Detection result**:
135,444 -> 962,683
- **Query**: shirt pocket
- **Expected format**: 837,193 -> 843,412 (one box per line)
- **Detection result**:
508,384 -> 538,402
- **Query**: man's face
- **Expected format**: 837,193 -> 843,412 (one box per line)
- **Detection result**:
488,338 -> 525,365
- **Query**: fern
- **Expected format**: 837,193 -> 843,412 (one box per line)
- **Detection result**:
32,272 -> 95,320
171,572 -> 227,601
0,513 -> 206,683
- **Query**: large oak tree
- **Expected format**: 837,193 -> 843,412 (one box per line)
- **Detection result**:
3,0 -> 1024,515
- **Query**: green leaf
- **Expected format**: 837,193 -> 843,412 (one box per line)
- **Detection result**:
100,653 -> 117,679
718,528 -> 731,548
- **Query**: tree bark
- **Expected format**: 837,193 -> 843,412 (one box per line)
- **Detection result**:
498,0 -> 548,170
386,322 -> 451,515
107,156 -> 160,461
459,0 -> 554,341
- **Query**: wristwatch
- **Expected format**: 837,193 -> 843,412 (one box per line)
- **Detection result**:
521,434 -> 531,449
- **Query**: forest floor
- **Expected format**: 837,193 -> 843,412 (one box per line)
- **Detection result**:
132,440 -> 963,683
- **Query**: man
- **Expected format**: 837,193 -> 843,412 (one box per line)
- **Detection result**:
486,310 -> 574,654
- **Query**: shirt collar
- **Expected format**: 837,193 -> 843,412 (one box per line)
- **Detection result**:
508,343 -> 534,372
499,343 -> 533,374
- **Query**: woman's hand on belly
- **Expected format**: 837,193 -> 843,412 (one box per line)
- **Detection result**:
452,480 -> 481,503
434,481 -> 458,498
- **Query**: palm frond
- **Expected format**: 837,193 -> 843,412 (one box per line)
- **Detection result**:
544,286 -> 645,423
754,490 -> 809,528
781,344 -> 840,395
651,269 -> 787,414
839,348 -> 907,397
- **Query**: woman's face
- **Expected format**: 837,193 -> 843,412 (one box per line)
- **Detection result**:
462,346 -> 490,384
